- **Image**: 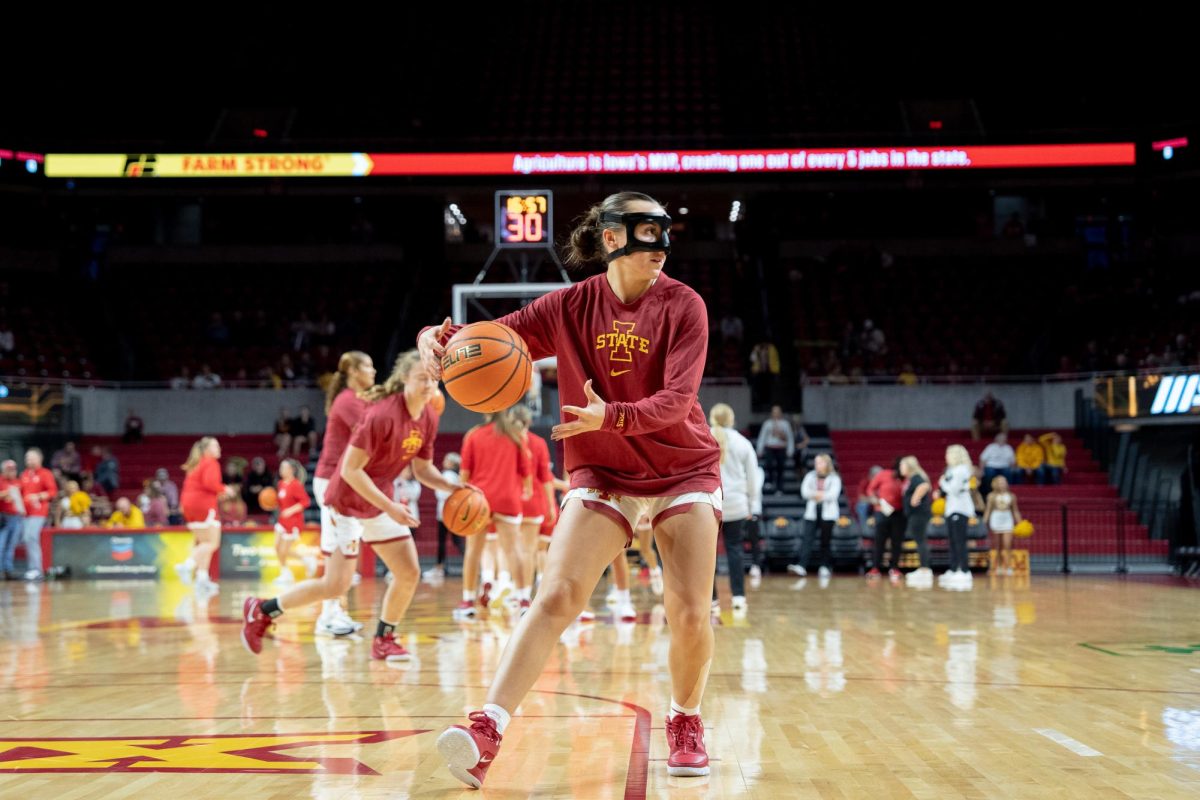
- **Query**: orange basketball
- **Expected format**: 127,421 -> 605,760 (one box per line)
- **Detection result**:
441,321 -> 532,413
442,486 -> 491,536
429,387 -> 446,415
258,487 -> 279,511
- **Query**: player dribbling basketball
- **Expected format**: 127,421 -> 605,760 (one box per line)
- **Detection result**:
420,191 -> 722,788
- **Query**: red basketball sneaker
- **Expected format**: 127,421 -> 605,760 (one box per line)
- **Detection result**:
371,632 -> 411,661
240,597 -> 272,655
437,711 -> 503,789
665,713 -> 710,777
453,600 -> 477,620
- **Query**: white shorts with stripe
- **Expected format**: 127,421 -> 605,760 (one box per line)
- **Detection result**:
322,508 -> 412,557
562,488 -> 723,545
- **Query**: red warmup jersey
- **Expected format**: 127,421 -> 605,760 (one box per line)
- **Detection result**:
522,432 -> 554,518
324,393 -> 437,519
1,477 -> 24,515
462,424 -> 531,518
866,469 -> 903,510
181,457 -> 225,515
19,467 -> 59,518
432,272 -> 720,496
276,477 -> 311,531
316,389 -> 370,480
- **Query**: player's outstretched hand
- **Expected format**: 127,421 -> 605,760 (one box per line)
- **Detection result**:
553,380 -> 606,441
418,317 -> 453,380
385,501 -> 420,528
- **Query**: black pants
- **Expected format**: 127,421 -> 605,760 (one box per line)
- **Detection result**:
797,518 -> 834,570
946,513 -> 969,571
873,511 -> 906,570
717,518 -> 759,597
906,510 -> 932,568
436,520 -> 464,567
764,448 -> 788,491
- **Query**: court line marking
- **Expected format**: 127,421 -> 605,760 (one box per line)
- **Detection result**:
1033,728 -> 1103,757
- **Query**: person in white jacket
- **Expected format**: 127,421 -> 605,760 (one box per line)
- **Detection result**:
756,406 -> 794,494
938,444 -> 976,590
788,454 -> 842,578
709,404 -> 761,612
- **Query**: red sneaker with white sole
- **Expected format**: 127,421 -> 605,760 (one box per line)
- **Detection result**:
437,711 -> 503,789
371,633 -> 411,661
666,713 -> 710,776
240,597 -> 273,655
453,600 -> 477,619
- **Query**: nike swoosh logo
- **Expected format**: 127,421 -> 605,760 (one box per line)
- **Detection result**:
610,369 -> 631,377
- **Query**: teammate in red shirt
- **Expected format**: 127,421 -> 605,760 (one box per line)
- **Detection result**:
17,450 -> 55,580
176,437 -> 231,592
272,458 -> 312,586
424,192 -> 721,787
242,350 -> 459,662
510,405 -> 557,601
460,409 -> 532,612
312,350 -> 376,636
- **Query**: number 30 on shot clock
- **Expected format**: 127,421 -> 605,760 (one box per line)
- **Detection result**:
495,190 -> 553,247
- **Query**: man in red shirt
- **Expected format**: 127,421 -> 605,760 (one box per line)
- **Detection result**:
0,459 -> 25,579
866,461 -> 905,580
19,448 -> 58,580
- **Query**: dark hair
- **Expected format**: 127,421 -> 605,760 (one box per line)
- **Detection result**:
563,191 -> 664,268
325,350 -> 371,412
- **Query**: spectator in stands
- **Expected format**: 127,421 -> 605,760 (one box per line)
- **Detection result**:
866,460 -> 905,580
793,414 -> 812,474
756,406 -> 794,495
106,497 -> 145,529
51,441 -> 83,482
273,407 -> 292,456
290,312 -> 314,352
192,364 -> 221,389
169,367 -> 192,390
0,316 -> 12,353
155,468 -> 180,517
123,409 -> 144,443
897,363 -> 918,386
0,459 -> 24,579
205,312 -> 230,345
219,483 -> 248,527
144,484 -> 169,526
314,312 -> 337,347
854,465 -> 882,526
939,445 -> 976,590
1038,432 -> 1067,485
971,391 -> 1009,441
289,406 -> 318,456
19,448 -> 57,580
1014,434 -> 1045,485
788,453 -> 841,579
392,464 -> 422,520
82,475 -> 111,520
826,361 -> 850,385
224,458 -> 246,486
56,480 -> 91,529
860,319 -> 886,356
278,354 -> 298,386
243,456 -> 273,514
978,433 -> 1016,497
717,311 -> 744,345
749,340 -> 780,410
94,447 -> 119,493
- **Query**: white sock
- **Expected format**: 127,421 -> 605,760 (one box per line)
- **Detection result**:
463,590 -> 474,603
498,570 -> 512,585
482,703 -> 511,735
617,589 -> 631,604
518,586 -> 531,601
669,699 -> 700,720
183,558 -> 195,571
482,569 -> 495,585
321,599 -> 339,617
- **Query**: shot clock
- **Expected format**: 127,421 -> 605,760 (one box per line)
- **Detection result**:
495,190 -> 553,247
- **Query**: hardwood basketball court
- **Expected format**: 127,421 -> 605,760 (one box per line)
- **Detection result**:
3,572 -> 1199,798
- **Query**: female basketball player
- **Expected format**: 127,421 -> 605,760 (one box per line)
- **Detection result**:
176,437 -> 231,593
420,191 -> 721,787
984,475 -> 1021,575
242,351 -> 459,661
312,350 -> 375,636
510,405 -> 556,603
461,409 -> 532,611
272,458 -> 312,586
